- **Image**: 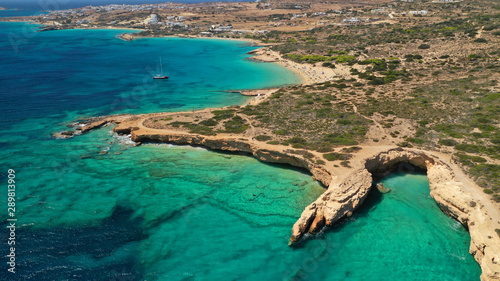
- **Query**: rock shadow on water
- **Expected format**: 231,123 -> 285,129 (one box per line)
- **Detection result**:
1,206 -> 146,281
208,149 -> 323,182
293,186 -> 385,250
293,164 -> 428,248
371,161 -> 428,183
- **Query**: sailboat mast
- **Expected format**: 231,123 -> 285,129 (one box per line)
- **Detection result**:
153,56 -> 168,79
159,56 -> 163,76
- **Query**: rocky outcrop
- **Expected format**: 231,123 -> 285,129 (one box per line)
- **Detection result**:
376,182 -> 391,193
61,116 -> 500,280
117,33 -> 135,41
248,47 -> 280,62
128,131 -> 333,187
289,169 -> 373,245
427,163 -> 500,281
289,148 -> 500,281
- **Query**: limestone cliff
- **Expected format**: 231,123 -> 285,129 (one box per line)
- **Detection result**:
59,116 -> 500,280
129,131 -> 333,187
289,148 -> 500,281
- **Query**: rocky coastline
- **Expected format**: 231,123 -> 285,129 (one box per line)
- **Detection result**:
290,148 -> 500,280
57,113 -> 500,280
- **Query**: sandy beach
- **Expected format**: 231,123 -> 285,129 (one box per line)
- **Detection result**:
249,47 -> 354,85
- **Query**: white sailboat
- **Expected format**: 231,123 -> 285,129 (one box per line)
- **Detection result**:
153,56 -> 169,79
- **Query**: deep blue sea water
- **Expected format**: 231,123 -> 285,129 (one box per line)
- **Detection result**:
0,21 -> 481,280
0,0 -> 251,10
0,9 -> 45,18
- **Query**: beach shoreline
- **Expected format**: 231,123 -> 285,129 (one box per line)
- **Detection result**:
0,17 -> 338,88
0,18 -> 340,88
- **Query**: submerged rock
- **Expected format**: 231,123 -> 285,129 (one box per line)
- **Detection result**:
376,182 -> 391,193
53,130 -> 75,139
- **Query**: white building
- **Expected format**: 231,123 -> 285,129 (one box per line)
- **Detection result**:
149,14 -> 158,25
343,17 -> 361,24
210,25 -> 233,32
409,10 -> 428,15
371,8 -> 387,13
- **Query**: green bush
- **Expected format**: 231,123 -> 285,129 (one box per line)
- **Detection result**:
405,54 -> 423,62
455,153 -> 487,166
470,164 -> 500,178
407,137 -> 425,145
323,152 -> 352,161
317,146 -> 334,152
334,55 -> 356,64
274,129 -> 288,135
288,136 -> 307,144
316,159 -> 326,165
359,59 -> 387,71
169,121 -> 191,128
199,118 -> 218,126
397,142 -> 413,148
418,44 -> 430,49
212,110 -> 235,120
255,135 -> 272,141
188,125 -> 214,136
341,146 -> 362,153
286,54 -> 331,63
483,25 -> 498,31
323,133 -> 358,145
455,143 -> 483,153
468,54 -> 480,60
223,116 -> 248,133
368,78 -> 385,85
340,161 -> 351,167
269,92 -> 283,99
433,124 -> 465,138
439,139 -> 458,146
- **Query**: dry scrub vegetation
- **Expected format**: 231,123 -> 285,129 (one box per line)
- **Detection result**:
145,0 -> 500,201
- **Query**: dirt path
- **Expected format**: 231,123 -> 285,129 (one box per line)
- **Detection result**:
237,113 -> 256,138
349,101 -> 390,145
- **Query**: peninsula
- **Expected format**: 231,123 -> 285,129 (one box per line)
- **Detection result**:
12,0 -> 497,279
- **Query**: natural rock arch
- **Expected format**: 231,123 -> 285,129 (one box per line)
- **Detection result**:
288,148 -> 500,281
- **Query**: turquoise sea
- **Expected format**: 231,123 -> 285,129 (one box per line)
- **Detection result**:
0,21 -> 481,280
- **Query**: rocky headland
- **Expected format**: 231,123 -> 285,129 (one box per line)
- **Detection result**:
57,111 -> 500,280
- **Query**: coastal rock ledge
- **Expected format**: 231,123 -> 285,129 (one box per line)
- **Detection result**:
60,116 -> 499,280
289,148 -> 500,281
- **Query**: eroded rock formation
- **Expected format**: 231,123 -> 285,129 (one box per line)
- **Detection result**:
60,116 -> 500,280
289,148 -> 500,281
128,130 -> 333,187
